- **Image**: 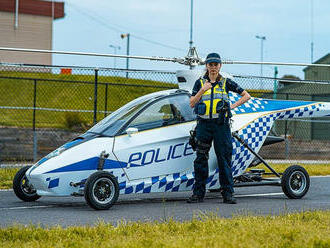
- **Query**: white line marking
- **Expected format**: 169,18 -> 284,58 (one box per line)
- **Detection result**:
236,192 -> 284,198
1,205 -> 56,210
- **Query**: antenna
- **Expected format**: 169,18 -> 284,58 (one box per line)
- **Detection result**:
311,0 -> 314,63
189,0 -> 193,49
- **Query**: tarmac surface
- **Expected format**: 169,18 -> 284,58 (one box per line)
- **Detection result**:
0,176 -> 329,227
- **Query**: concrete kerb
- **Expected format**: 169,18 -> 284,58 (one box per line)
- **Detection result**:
0,163 -> 33,168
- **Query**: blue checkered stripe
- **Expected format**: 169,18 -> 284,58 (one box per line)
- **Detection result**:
229,93 -> 267,114
230,103 -> 322,177
277,103 -> 321,119
231,114 -> 275,177
108,168 -> 221,195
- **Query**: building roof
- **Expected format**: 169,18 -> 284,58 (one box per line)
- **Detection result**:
303,53 -> 330,72
0,0 -> 64,19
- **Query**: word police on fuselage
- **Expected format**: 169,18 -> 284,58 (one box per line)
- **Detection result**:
128,142 -> 193,166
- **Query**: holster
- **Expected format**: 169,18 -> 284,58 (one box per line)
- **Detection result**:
217,101 -> 232,124
189,129 -> 197,151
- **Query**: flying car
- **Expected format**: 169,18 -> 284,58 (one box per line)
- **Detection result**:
13,48 -> 330,210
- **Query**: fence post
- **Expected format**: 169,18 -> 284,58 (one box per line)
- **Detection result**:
104,83 -> 108,118
284,93 -> 290,159
32,79 -> 37,162
272,67 -> 278,132
273,67 -> 278,100
93,69 -> 99,125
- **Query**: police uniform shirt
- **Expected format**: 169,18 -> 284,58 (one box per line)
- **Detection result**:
191,75 -> 244,97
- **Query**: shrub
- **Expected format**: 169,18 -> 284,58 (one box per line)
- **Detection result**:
63,112 -> 89,131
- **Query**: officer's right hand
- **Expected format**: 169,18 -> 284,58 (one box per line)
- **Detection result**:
202,81 -> 212,92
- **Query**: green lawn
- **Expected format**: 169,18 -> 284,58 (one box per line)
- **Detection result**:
252,162 -> 330,176
0,211 -> 329,247
0,71 -> 176,129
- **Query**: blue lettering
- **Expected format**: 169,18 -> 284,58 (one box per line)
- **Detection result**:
142,150 -> 155,165
167,145 -> 173,160
155,148 -> 166,162
128,152 -> 142,164
129,142 -> 193,166
171,143 -> 184,159
183,142 -> 194,156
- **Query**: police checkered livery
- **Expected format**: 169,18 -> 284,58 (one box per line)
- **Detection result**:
112,94 -> 322,194
113,168 -> 221,195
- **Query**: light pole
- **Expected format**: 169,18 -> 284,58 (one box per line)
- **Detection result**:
255,35 -> 266,78
109,44 -> 121,68
121,33 -> 130,78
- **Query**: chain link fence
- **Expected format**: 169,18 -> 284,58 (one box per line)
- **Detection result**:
0,63 -> 329,162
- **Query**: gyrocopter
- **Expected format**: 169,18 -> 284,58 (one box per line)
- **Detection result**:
10,47 -> 330,210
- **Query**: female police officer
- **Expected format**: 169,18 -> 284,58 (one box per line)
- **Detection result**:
187,53 -> 251,204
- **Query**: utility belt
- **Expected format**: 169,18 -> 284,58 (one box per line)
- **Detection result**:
195,100 -> 232,124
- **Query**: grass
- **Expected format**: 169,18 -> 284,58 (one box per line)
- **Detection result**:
0,168 -> 18,189
0,71 -> 176,129
1,163 -> 329,190
252,163 -> 330,176
0,70 -> 271,129
0,210 -> 329,247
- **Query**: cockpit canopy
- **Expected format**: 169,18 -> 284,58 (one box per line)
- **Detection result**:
87,89 -> 196,137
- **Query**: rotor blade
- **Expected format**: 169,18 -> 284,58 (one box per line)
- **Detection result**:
0,47 -> 177,63
223,60 -> 330,68
1,47 -> 329,68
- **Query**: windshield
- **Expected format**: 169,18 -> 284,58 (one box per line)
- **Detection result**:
120,94 -> 196,134
87,95 -> 157,136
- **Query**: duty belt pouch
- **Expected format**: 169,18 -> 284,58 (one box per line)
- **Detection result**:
195,102 -> 206,115
216,101 -> 224,113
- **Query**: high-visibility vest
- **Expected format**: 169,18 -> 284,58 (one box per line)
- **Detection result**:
198,77 -> 229,119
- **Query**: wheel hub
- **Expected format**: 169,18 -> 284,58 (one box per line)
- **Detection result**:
92,178 -> 115,204
289,171 -> 306,194
21,176 -> 36,195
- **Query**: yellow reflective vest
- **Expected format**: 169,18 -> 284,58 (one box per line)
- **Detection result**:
198,77 -> 229,119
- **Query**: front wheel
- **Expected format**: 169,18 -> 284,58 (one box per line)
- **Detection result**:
13,166 -> 41,202
84,171 -> 119,210
281,165 -> 310,199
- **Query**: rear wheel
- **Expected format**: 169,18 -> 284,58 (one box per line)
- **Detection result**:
84,171 -> 119,210
281,165 -> 310,199
13,166 -> 41,202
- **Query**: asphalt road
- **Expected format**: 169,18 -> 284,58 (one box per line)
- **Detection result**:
1,176 -> 330,227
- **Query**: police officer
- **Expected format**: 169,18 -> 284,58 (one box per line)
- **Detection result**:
187,53 -> 251,204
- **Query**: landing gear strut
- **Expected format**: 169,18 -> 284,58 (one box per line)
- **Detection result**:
232,132 -> 310,199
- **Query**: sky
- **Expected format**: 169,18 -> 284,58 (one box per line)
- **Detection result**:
52,0 -> 330,79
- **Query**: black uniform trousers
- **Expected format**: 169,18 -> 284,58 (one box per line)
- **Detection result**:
193,118 -> 234,199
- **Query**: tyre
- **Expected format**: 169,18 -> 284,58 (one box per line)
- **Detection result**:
84,171 -> 119,210
13,166 -> 41,202
281,165 -> 310,199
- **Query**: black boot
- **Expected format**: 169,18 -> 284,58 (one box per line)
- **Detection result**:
222,193 -> 237,204
187,194 -> 204,203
